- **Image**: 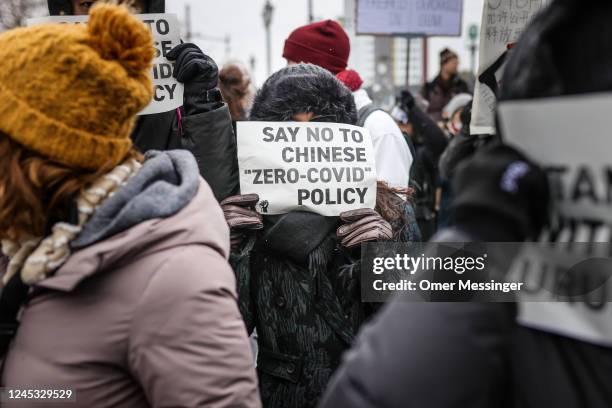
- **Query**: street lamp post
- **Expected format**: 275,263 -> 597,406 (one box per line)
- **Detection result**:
468,24 -> 479,76
262,1 -> 274,77
308,0 -> 313,23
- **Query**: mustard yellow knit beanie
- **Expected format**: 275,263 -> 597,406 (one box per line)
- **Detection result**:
0,4 -> 154,170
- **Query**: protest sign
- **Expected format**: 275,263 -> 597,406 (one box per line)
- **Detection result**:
499,93 -> 612,225
356,0 -> 463,37
508,243 -> 612,347
500,93 -> 612,346
27,14 -> 183,116
470,0 -> 549,135
237,122 -> 377,217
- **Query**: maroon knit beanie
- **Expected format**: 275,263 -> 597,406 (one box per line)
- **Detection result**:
283,20 -> 350,75
336,69 -> 363,92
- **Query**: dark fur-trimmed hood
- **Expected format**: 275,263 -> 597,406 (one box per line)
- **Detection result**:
250,63 -> 357,125
501,0 -> 612,100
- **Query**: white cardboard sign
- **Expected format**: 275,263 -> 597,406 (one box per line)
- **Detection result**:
499,93 -> 612,224
470,0 -> 549,135
356,0 -> 463,36
237,122 -> 378,217
27,14 -> 183,116
501,93 -> 612,346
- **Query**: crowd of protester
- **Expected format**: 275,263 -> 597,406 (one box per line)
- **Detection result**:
0,0 -> 611,407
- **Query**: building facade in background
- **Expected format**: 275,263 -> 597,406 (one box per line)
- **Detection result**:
343,0 -> 424,108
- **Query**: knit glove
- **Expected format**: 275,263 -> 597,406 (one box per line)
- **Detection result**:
452,143 -> 550,241
337,208 -> 393,249
220,194 -> 264,250
166,43 -> 220,115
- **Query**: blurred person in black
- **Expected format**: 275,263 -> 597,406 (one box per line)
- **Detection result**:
391,90 -> 448,240
436,93 -> 473,230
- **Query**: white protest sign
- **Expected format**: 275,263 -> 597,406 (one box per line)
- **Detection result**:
237,122 -> 377,217
470,0 -> 549,135
504,241 -> 612,346
356,0 -> 463,36
518,301 -> 612,347
501,93 -> 612,346
499,93 -> 612,225
27,14 -> 183,116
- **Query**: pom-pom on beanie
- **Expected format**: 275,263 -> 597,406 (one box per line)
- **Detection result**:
0,3 -> 154,170
336,69 -> 363,92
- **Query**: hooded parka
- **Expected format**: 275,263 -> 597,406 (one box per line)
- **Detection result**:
1,152 -> 261,408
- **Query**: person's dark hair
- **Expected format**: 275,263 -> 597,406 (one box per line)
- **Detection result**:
219,63 -> 251,121
250,63 -> 357,124
250,63 -> 409,228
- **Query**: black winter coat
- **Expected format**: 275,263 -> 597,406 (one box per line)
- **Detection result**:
232,213 -> 365,408
232,200 -> 417,408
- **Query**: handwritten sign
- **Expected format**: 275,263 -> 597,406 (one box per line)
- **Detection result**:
470,0 -> 549,134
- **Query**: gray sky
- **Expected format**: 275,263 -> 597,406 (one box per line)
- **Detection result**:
164,0 -> 484,86
165,0 -> 345,85
29,0 -> 484,86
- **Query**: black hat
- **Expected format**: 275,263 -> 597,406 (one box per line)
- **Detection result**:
250,63 -> 357,125
501,0 -> 612,100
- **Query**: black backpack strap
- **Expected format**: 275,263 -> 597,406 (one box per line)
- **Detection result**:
0,269 -> 29,357
357,103 -> 382,127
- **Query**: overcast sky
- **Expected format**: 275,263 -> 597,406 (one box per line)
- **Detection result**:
163,0 -> 484,86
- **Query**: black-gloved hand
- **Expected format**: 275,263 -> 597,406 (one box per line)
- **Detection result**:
167,43 -> 220,115
399,90 -> 415,112
452,143 -> 550,241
